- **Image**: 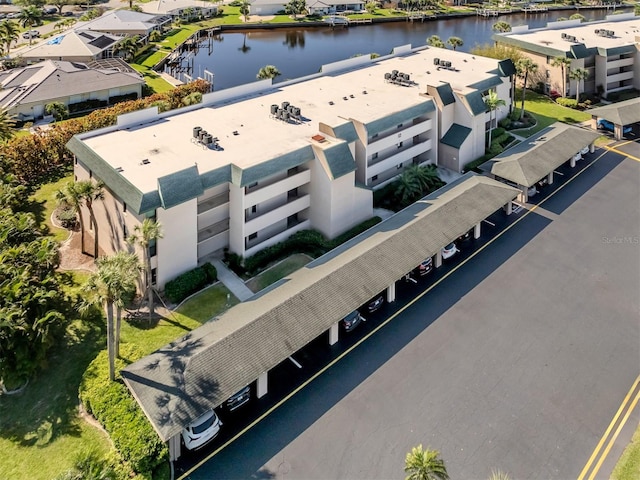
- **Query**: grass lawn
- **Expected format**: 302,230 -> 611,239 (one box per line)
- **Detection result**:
120,283 -> 239,355
245,254 -> 312,293
26,173 -> 73,244
612,423 -> 640,480
0,271 -> 111,480
511,89 -> 592,137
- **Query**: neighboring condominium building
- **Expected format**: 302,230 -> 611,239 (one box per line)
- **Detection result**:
67,44 -> 514,289
493,13 -> 640,99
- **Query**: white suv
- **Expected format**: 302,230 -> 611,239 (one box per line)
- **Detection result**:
181,410 -> 222,450
22,30 -> 40,39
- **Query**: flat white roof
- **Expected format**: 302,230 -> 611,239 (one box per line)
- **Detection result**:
503,16 -> 640,51
81,46 -> 503,193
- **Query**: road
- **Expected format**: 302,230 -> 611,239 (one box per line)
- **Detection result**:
177,144 -> 640,480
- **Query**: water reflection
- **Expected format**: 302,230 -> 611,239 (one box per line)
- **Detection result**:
283,30 -> 306,49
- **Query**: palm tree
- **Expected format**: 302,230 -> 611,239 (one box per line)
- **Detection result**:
516,57 -> 538,120
569,13 -> 585,22
45,102 -> 69,121
492,21 -> 511,33
257,65 -> 281,80
75,180 -> 104,259
569,67 -> 589,102
128,218 -> 163,320
115,35 -> 140,61
239,0 -> 250,22
427,35 -> 444,48
395,169 -> 423,206
0,108 -> 16,143
0,20 -> 20,55
80,252 -> 138,381
484,89 -> 506,147
55,182 -> 87,254
550,56 -> 571,97
19,6 -> 42,45
488,470 -> 510,480
182,92 -> 202,106
404,444 -> 449,480
447,36 -> 463,50
149,29 -> 161,42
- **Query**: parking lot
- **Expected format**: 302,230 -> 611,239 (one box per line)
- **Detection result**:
178,147 -> 639,479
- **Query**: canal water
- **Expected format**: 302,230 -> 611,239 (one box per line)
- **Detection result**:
184,8 -> 629,90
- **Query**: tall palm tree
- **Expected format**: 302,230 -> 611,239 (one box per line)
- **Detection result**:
492,21 -> 511,33
115,35 -> 140,61
550,56 -> 572,97
447,36 -> 463,50
128,218 -> 163,320
484,89 -> 506,147
427,35 -> 444,48
395,169 -> 423,206
257,65 -> 281,80
0,108 -> 16,143
55,182 -> 87,254
569,67 -> 589,102
76,180 -> 104,259
404,444 -> 449,480
19,6 -> 42,45
516,57 -> 538,120
80,252 -> 138,381
0,20 -> 20,55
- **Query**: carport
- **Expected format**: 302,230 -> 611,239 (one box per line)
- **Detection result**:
482,123 -> 600,202
587,97 -> 640,140
121,173 -> 520,461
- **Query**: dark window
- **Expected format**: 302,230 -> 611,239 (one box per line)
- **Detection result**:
397,141 -> 403,149
248,232 -> 257,241
287,166 -> 299,176
397,163 -> 403,169
372,152 -> 378,160
371,175 -> 378,181
287,213 -> 298,228
89,170 -> 92,179
151,268 -> 157,285
288,188 -> 298,199
123,203 -> 127,213
149,239 -> 157,257
397,123 -> 403,129
123,224 -> 128,240
251,205 -> 257,214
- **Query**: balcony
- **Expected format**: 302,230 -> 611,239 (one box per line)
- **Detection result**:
606,57 -> 634,69
245,194 -> 310,235
197,191 -> 229,215
368,139 -> 433,178
198,218 -> 230,243
245,219 -> 311,256
245,168 -> 310,207
605,71 -> 634,84
368,118 -> 433,151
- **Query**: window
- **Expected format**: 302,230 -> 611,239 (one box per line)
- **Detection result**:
287,166 -> 299,176
397,123 -> 403,129
397,163 -> 403,169
251,205 -> 257,214
287,213 -> 298,228
287,188 -> 298,199
397,141 -> 403,149
371,175 -> 378,182
123,224 -> 128,240
89,170 -> 92,179
371,152 -> 378,160
151,268 -> 157,285
74,157 -> 78,165
248,232 -> 257,241
149,239 -> 157,257
123,203 -> 127,213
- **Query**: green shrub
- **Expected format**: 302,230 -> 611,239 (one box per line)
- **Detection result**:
328,217 -> 382,248
555,97 -> 578,109
499,118 -> 511,129
69,99 -> 108,114
79,345 -> 168,476
56,207 -> 77,229
109,93 -> 139,105
164,263 -> 216,303
463,153 -> 494,173
492,127 -> 506,138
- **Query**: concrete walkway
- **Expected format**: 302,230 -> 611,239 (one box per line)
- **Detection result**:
210,258 -> 254,302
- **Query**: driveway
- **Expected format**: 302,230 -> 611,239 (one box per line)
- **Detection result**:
182,149 -> 639,479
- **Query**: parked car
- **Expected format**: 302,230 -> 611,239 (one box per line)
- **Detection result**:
63,11 -> 75,16
441,242 -> 459,260
536,177 -> 549,189
22,30 -> 40,39
580,145 -> 589,155
43,7 -> 57,14
362,293 -> 384,313
597,119 -> 632,134
341,310 -> 364,332
527,186 -> 538,198
181,409 -> 222,450
224,385 -> 251,411
7,12 -> 21,19
456,229 -> 474,249
415,257 -> 433,276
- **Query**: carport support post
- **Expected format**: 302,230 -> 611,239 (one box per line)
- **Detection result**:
329,322 -> 339,345
168,434 -> 181,462
547,172 -> 554,185
590,143 -> 595,154
435,250 -> 442,268
614,123 -> 623,141
505,201 -> 512,215
257,372 -> 268,398
474,222 -> 481,239
570,156 -> 576,168
386,282 -> 396,303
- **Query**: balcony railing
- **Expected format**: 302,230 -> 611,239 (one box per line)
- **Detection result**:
245,194 -> 310,235
245,169 -> 311,207
367,118 -> 433,149
244,218 -> 311,254
197,191 -> 229,214
198,218 -> 230,243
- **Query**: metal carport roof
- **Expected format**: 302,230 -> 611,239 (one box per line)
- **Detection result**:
122,174 -> 520,442
587,98 -> 640,127
485,123 -> 600,188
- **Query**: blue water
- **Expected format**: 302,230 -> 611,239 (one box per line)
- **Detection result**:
182,8 -> 628,90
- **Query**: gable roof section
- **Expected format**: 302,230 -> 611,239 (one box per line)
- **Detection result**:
587,98 -> 640,126
441,123 -> 472,149
460,90 -> 486,116
467,75 -> 503,92
316,142 -> 356,180
121,174 -> 519,442
158,166 -> 204,210
489,123 -> 600,187
497,59 -> 516,77
365,99 -> 435,137
569,43 -> 596,59
435,83 -> 456,106
231,146 -> 315,187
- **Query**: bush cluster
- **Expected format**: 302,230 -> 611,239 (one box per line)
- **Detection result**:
556,97 -> 578,109
69,99 -> 108,114
227,217 -> 382,276
79,345 -> 168,477
164,262 -> 217,303
56,206 -> 77,229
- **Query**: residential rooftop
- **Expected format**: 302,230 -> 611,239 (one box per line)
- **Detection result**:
78,45 -> 508,193
494,14 -> 640,57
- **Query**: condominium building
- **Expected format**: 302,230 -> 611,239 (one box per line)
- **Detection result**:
67,44 -> 514,289
493,13 -> 640,99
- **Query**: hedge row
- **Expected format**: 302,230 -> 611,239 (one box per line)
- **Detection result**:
164,262 -> 217,304
79,345 -> 168,477
230,217 -> 382,276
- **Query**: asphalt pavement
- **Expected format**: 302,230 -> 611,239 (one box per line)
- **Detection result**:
178,146 -> 640,479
